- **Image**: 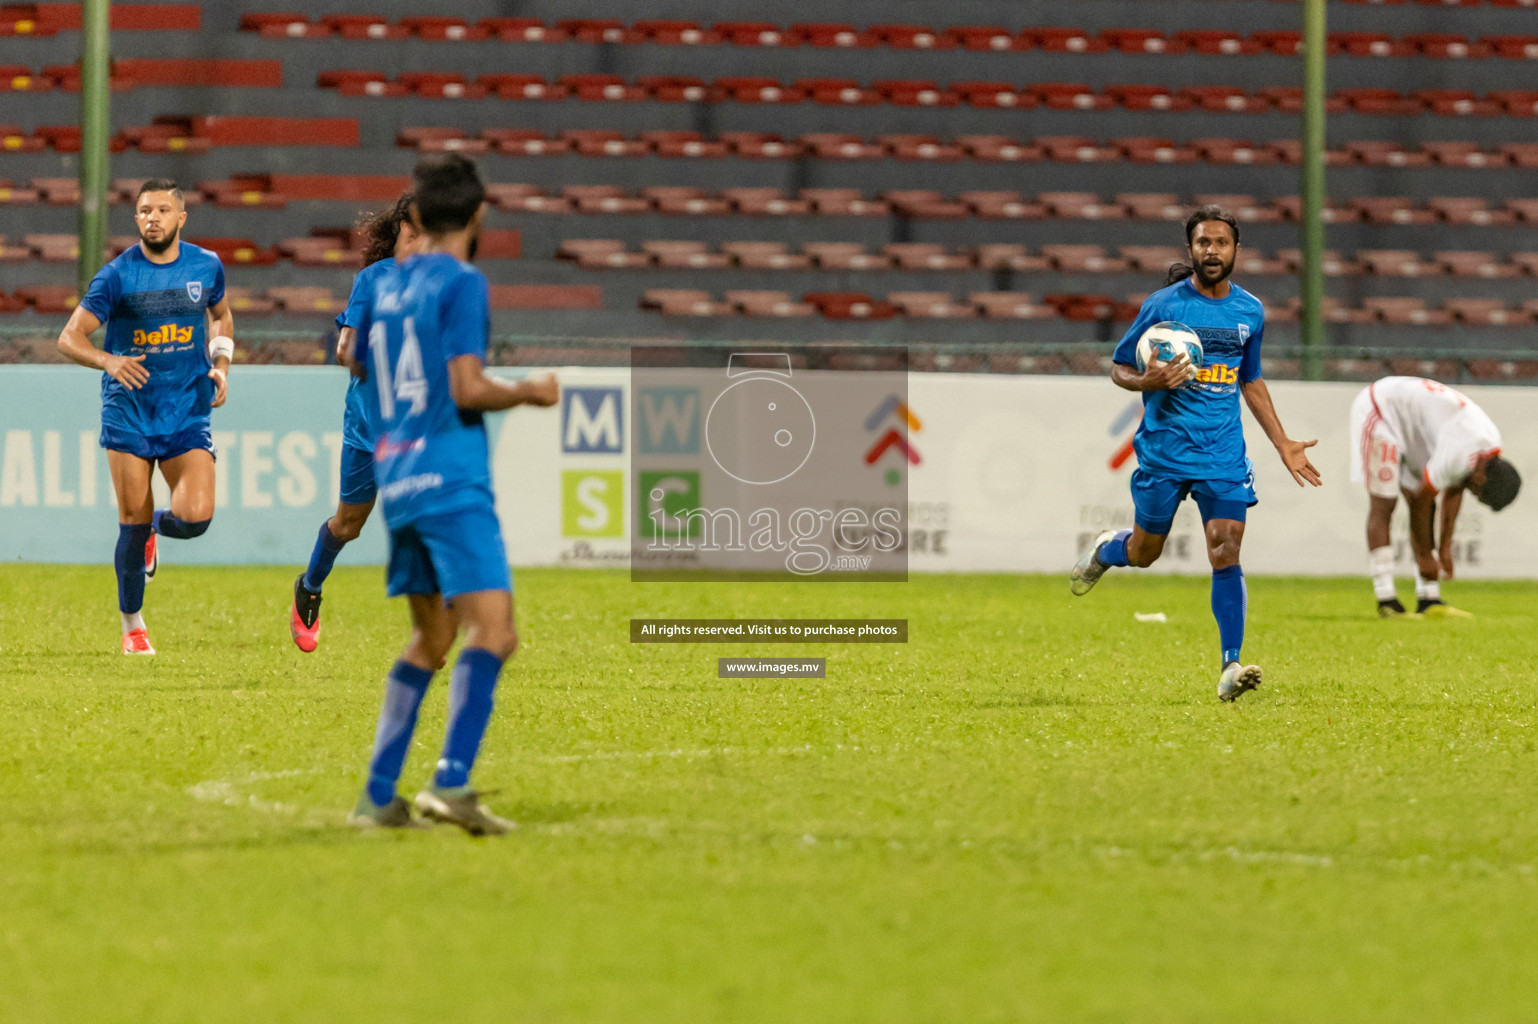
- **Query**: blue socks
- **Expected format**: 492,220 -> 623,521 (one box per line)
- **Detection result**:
303,522 -> 347,593
434,647 -> 505,790
1098,529 -> 1132,568
152,509 -> 211,539
114,523 -> 153,613
1211,565 -> 1247,665
365,660 -> 433,807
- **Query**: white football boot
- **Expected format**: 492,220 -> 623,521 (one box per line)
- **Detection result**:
1218,662 -> 1263,702
1070,530 -> 1117,596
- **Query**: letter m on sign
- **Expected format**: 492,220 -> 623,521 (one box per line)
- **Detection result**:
562,387 -> 624,454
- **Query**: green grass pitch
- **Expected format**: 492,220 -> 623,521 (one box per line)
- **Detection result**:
3,564 -> 1537,1023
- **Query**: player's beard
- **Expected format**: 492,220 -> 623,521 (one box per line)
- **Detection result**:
140,223 -> 180,255
1193,253 -> 1234,288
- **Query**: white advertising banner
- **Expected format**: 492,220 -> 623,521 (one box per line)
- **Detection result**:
3,367 -> 1534,577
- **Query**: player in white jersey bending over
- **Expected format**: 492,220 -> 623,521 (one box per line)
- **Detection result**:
1350,376 -> 1521,618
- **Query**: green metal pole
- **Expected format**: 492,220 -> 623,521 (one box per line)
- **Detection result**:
1300,0 -> 1327,381
77,0 -> 110,296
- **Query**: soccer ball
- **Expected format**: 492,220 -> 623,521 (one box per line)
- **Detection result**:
1134,321 -> 1203,380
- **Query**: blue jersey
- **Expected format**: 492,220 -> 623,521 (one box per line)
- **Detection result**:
1112,278 -> 1266,482
335,258 -> 396,452
354,251 -> 493,528
79,243 -> 226,439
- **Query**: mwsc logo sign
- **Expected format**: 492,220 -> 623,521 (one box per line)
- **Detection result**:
635,387 -> 700,454
562,470 -> 623,537
562,387 -> 623,453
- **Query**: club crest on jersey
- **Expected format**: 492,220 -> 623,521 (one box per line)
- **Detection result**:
186,281 -> 202,303
1237,324 -> 1250,343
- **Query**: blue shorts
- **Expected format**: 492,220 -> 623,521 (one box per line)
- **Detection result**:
1131,468 -> 1257,535
339,443 -> 377,506
100,419 -> 214,463
386,503 -> 512,601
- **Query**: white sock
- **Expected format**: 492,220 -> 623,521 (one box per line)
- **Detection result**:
1368,546 -> 1397,602
121,611 -> 145,634
1416,577 -> 1440,603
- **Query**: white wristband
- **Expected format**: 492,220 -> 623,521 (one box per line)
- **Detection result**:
208,335 -> 235,363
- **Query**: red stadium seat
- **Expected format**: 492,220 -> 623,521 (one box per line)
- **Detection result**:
488,130 -> 568,156
1031,82 -> 1113,111
641,240 -> 731,269
1359,249 -> 1441,276
1346,141 -> 1431,167
1408,33 -> 1486,58
639,75 -> 713,102
1120,246 -> 1186,273
16,285 -> 78,313
799,78 -> 879,105
1416,89 -> 1502,116
1039,136 -> 1118,163
1251,30 -> 1303,56
715,22 -> 796,47
801,189 -> 888,217
31,176 -> 79,204
1181,86 -> 1272,114
479,18 -> 565,43
1444,299 -> 1529,326
1438,251 -> 1516,278
1422,141 -> 1507,167
947,26 -> 1026,52
642,187 -> 729,216
402,17 -> 488,41
195,117 -> 359,147
1102,28 -> 1177,54
721,132 -> 800,158
1333,32 -> 1413,58
643,131 -> 727,159
723,188 -> 810,216
957,135 -> 1043,162
1511,252 -> 1538,276
321,14 -> 407,40
874,79 -> 958,107
188,236 -> 279,265
971,292 -> 1058,319
1108,85 -> 1192,112
1354,198 -> 1437,225
560,74 -> 646,102
1119,193 -> 1186,221
489,285 -> 600,310
1042,245 -> 1131,273
883,244 -> 971,271
25,232 -> 76,260
1276,249 -> 1364,276
1195,193 -> 1284,224
222,287 -> 276,315
973,245 -> 1050,271
1365,298 -> 1451,326
727,290 -> 815,316
1258,87 -> 1350,115
883,190 -> 969,219
641,289 -> 733,316
714,76 -> 800,104
890,292 -> 975,318
962,192 -> 1046,220
1339,88 -> 1423,115
1039,192 -> 1126,220
479,74 -> 566,100
1034,27 -> 1109,53
803,243 -> 890,270
802,133 -> 882,160
1175,30 -> 1256,55
563,185 -> 650,215
803,292 -> 896,320
562,129 -> 648,158
881,134 -> 963,161
1236,251 -> 1289,275
870,24 -> 953,50
722,242 -> 811,270
797,23 -> 876,48
1191,137 -> 1278,165
0,125 -> 45,153
1483,34 -> 1538,59
1489,90 -> 1538,115
635,20 -> 720,45
1272,195 -> 1352,224
1429,197 -> 1515,225
1500,143 -> 1538,168
557,19 -> 642,44
1117,137 -> 1199,164
558,239 -> 652,269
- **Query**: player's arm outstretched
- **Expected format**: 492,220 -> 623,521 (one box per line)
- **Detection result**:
1239,378 -> 1322,487
57,306 -> 149,389
447,358 -> 559,411
207,296 -> 234,408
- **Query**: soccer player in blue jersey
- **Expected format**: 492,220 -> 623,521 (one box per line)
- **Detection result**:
345,154 -> 558,833
1070,205 -> 1322,702
56,179 -> 234,656
288,195 -> 419,652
